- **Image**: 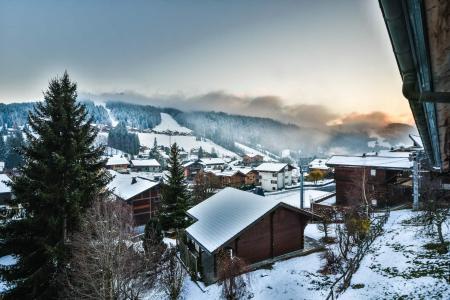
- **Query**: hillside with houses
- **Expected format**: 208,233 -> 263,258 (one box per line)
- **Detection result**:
1,92 -> 448,299
1,1 -> 450,299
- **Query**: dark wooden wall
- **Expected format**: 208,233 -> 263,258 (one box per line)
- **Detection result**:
334,166 -> 407,207
223,206 -> 307,265
128,185 -> 161,226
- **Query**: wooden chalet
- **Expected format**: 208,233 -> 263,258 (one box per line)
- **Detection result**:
180,188 -> 318,283
242,153 -> 264,166
202,169 -> 246,188
326,152 -> 413,207
106,155 -> 130,171
130,159 -> 161,172
183,160 -> 205,181
108,170 -> 161,226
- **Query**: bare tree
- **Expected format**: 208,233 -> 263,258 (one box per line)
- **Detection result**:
193,171 -> 221,204
317,207 -> 336,243
419,179 -> 450,252
159,247 -> 186,300
217,250 -> 251,300
61,200 -> 161,299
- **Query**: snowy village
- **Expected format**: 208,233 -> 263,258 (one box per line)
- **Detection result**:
0,1 -> 449,300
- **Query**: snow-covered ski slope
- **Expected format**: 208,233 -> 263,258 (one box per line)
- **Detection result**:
152,113 -> 191,134
139,113 -> 237,157
138,132 -> 237,158
235,142 -> 277,161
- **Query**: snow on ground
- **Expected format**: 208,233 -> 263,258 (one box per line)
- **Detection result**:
0,255 -> 17,293
340,209 -> 450,300
152,113 -> 192,134
138,132 -> 238,158
234,142 -> 277,161
266,189 -> 333,209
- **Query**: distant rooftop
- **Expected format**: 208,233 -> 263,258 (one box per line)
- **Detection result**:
106,155 -> 129,166
326,155 -> 413,170
200,158 -> 226,165
255,162 -> 291,172
131,159 -> 160,167
107,170 -> 159,200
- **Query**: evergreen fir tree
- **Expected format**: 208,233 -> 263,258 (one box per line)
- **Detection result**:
158,143 -> 191,231
5,130 -> 25,169
198,146 -> 204,159
0,134 -> 6,161
150,137 -> 159,159
0,72 -> 109,299
143,218 -> 164,253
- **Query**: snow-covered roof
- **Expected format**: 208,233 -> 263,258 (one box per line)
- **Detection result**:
326,155 -> 413,170
231,167 -> 255,175
200,158 -> 226,165
186,188 -> 314,253
131,159 -> 160,167
254,163 -> 289,173
205,169 -> 244,177
107,170 -> 159,200
106,155 -> 129,166
0,174 -> 12,194
244,153 -> 263,158
308,159 -> 329,170
364,150 -> 412,158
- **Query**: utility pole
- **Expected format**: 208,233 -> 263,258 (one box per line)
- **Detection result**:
299,164 -> 305,209
410,151 -> 422,210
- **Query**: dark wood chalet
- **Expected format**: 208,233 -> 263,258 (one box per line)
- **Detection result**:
180,188 -> 318,283
327,153 -> 413,207
107,170 -> 161,226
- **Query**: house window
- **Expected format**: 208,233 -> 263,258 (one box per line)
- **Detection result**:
271,180 -> 277,184
370,169 -> 376,176
272,173 -> 277,177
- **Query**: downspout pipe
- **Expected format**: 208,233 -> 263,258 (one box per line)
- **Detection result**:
403,73 -> 450,103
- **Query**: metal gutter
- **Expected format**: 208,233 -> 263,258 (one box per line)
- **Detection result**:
378,0 -> 442,171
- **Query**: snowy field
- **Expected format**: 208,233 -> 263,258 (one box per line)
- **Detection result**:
138,132 -> 238,158
152,113 -> 192,134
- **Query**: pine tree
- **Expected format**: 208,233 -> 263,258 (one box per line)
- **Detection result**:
5,130 -> 25,169
0,72 -> 109,299
198,146 -> 204,159
150,137 -> 159,159
0,134 -> 6,161
158,143 -> 191,231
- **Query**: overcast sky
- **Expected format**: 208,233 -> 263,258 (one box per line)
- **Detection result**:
0,0 -> 412,124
